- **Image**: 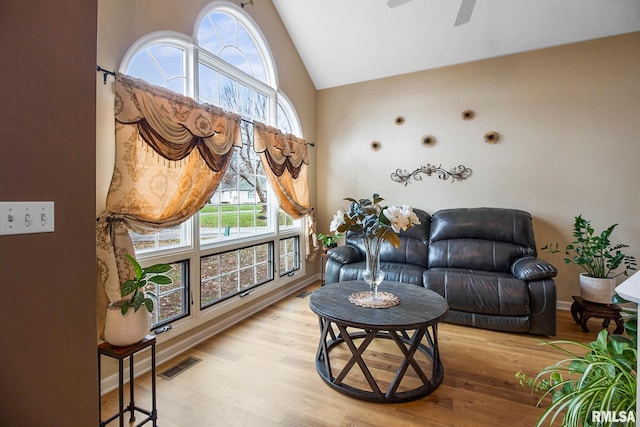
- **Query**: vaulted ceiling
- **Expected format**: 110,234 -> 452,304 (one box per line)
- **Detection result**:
272,0 -> 640,90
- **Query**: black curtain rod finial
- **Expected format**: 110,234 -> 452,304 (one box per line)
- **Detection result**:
96,65 -> 116,85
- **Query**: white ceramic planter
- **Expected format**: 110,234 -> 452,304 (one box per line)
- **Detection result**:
579,273 -> 619,305
104,303 -> 151,347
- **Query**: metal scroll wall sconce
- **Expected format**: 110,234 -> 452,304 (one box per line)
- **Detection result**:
391,164 -> 472,186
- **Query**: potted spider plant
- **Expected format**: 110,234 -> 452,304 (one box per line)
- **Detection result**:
543,215 -> 637,304
104,254 -> 173,347
516,293 -> 637,426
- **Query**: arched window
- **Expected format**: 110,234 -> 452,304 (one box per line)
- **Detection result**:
119,1 -> 303,330
196,8 -> 271,85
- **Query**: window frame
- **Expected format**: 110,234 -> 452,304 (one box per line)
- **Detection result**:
119,3 -> 305,336
200,241 -> 275,310
146,258 -> 191,328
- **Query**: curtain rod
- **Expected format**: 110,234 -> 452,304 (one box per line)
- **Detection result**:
96,65 -> 116,84
96,65 -> 315,147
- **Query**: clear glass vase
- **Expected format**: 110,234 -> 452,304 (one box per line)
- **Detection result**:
362,237 -> 385,301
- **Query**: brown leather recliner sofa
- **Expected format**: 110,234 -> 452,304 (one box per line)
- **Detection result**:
324,207 -> 558,335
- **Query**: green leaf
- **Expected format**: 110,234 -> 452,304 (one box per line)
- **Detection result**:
121,279 -> 136,297
144,264 -> 172,274
612,293 -> 629,304
125,253 -> 143,280
148,275 -> 173,285
144,298 -> 154,313
377,212 -> 391,226
624,318 -> 637,336
568,360 -> 587,374
120,304 -> 129,315
595,328 -> 609,351
609,334 -> 633,346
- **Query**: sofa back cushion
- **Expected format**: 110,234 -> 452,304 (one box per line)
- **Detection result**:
345,208 -> 431,269
428,208 -> 536,273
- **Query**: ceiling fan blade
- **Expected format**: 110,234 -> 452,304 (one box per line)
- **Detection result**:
387,0 -> 411,8
454,0 -> 476,26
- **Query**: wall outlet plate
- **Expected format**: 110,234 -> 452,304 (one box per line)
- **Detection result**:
0,202 -> 55,235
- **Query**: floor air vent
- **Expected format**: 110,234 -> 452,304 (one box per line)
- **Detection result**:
159,356 -> 202,380
296,290 -> 312,298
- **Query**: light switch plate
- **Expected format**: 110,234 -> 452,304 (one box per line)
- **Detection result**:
0,202 -> 55,235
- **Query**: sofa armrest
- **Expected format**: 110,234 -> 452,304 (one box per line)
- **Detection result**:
511,256 -> 558,281
528,279 -> 557,335
326,245 -> 362,265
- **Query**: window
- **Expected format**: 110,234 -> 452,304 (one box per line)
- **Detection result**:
145,260 -> 190,327
279,237 -> 300,276
200,125 -> 271,244
130,223 -> 192,254
126,43 -> 186,94
200,243 -> 273,308
121,3 -> 303,331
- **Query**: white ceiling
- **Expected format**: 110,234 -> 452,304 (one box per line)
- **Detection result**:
271,0 -> 640,90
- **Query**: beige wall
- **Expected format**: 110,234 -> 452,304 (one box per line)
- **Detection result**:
0,0 -> 98,425
317,32 -> 640,303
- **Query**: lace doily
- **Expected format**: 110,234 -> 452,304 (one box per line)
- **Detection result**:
348,291 -> 400,309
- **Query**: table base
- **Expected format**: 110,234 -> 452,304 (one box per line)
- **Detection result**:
315,318 -> 443,403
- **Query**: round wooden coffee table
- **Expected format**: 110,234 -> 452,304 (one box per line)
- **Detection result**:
309,280 -> 448,403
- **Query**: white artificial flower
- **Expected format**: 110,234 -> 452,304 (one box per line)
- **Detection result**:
403,205 -> 421,227
383,206 -> 410,233
329,210 -> 345,232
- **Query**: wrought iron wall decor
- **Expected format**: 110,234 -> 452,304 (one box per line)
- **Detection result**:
391,164 -> 472,185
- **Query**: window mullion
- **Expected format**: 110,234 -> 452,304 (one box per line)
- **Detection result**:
188,44 -> 197,99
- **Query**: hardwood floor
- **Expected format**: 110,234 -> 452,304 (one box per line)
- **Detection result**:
100,282 -> 605,427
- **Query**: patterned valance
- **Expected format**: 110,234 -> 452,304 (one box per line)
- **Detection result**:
253,122 -> 309,179
115,73 -> 242,171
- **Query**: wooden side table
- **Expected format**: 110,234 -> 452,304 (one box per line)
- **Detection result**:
98,335 -> 158,427
571,296 -> 624,334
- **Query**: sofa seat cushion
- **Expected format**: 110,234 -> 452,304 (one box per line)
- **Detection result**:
423,268 -> 530,316
337,261 -> 425,287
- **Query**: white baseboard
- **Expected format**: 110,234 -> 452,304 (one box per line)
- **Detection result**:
100,274 -> 319,395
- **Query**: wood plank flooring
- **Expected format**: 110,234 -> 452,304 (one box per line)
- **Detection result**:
100,282 -> 606,427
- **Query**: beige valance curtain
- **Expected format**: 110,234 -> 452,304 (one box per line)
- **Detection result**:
96,73 -> 242,341
253,122 -> 318,258
253,122 -> 310,218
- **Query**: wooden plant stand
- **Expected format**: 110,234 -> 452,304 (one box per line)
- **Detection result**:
570,296 -> 624,334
